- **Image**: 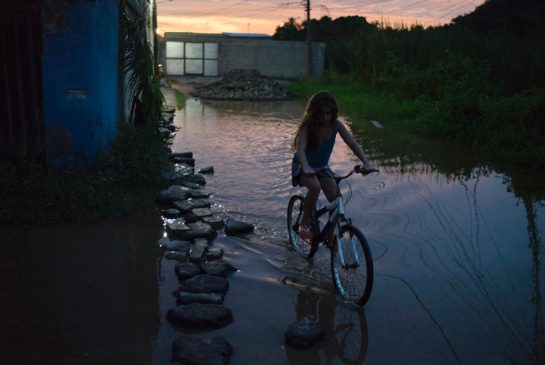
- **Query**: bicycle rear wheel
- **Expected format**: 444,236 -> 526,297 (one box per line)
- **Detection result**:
287,195 -> 311,256
331,225 -> 374,305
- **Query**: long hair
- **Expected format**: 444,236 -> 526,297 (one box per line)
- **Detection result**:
292,91 -> 339,152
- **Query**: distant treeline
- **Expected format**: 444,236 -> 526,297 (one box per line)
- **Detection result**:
274,0 -> 545,165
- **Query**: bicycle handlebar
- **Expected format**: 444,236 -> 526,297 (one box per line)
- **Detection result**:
354,165 -> 379,175
335,165 -> 379,181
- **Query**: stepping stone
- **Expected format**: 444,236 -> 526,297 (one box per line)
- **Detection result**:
188,221 -> 213,232
206,247 -> 224,261
172,156 -> 195,166
180,274 -> 229,294
158,238 -> 192,253
201,261 -> 237,277
285,317 -> 327,349
162,115 -> 174,124
174,223 -> 216,242
167,303 -> 233,328
189,246 -> 206,263
159,127 -> 172,138
179,174 -> 206,185
180,181 -> 204,190
172,335 -> 233,365
174,163 -> 195,176
165,251 -> 187,262
175,262 -> 202,280
225,219 -> 254,235
183,212 -> 200,223
170,151 -> 193,159
173,199 -> 211,213
198,166 -> 214,174
194,238 -> 209,247
157,187 -> 190,204
187,221 -> 217,241
166,219 -> 191,232
166,220 -> 192,240
203,216 -> 224,230
161,208 -> 182,218
188,189 -> 212,199
192,207 -> 212,218
174,292 -> 224,305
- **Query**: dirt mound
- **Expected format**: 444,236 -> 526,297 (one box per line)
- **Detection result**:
190,69 -> 296,101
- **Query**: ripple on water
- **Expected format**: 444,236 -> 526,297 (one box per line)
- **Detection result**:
172,97 -> 545,365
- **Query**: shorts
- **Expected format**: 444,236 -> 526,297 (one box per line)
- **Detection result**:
291,157 -> 334,187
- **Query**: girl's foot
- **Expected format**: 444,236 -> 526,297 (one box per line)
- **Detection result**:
299,225 -> 313,240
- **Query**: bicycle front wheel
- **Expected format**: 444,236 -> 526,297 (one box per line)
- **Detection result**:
287,195 -> 311,256
331,225 -> 374,306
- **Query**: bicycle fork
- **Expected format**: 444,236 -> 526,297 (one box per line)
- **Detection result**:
333,196 -> 361,269
336,227 -> 361,269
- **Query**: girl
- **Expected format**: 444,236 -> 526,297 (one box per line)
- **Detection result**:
291,91 -> 374,239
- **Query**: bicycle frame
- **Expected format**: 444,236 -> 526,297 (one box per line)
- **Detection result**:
288,165 -> 377,305
311,183 -> 344,235
312,178 -> 360,269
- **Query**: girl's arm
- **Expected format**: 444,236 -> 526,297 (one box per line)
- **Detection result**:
336,120 -> 374,169
296,124 -> 315,174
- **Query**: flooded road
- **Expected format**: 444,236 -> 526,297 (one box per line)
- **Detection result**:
162,95 -> 545,364
2,94 -> 544,364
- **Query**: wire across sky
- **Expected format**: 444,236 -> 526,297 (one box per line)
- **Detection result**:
156,0 -> 485,35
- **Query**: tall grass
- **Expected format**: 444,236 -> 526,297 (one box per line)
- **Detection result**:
0,124 -> 171,225
175,90 -> 186,110
298,24 -> 545,166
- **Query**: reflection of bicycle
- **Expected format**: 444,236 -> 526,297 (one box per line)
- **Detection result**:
285,291 -> 368,365
287,166 -> 378,306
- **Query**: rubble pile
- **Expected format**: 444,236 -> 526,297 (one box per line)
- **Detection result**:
191,69 -> 296,101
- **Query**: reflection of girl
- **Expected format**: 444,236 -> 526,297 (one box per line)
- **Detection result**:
285,290 -> 368,364
291,91 -> 374,240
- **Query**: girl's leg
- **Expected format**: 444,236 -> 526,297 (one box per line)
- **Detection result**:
299,174 -> 321,227
319,175 -> 337,244
318,175 -> 337,202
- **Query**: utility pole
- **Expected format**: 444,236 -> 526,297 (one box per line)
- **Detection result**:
306,0 -> 312,77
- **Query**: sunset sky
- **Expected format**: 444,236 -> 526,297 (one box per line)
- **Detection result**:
156,0 -> 486,36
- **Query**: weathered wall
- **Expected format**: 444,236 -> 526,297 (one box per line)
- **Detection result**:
41,0 -> 120,166
164,33 -> 325,78
218,39 -> 325,78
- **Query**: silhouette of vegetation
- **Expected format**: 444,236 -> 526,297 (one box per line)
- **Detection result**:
453,0 -> 545,38
277,0 -> 545,166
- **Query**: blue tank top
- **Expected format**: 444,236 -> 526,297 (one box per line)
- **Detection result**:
301,122 -> 337,168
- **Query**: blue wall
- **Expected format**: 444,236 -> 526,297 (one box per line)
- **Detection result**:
42,0 -> 120,165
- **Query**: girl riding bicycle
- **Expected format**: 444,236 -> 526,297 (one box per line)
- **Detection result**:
291,91 -> 375,240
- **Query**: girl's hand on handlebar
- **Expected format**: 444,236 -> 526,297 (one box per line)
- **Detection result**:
355,165 -> 379,175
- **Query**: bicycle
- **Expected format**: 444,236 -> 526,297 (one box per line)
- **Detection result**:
287,165 -> 378,306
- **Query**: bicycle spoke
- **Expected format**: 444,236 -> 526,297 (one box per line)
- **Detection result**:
287,195 -> 311,256
331,225 -> 374,305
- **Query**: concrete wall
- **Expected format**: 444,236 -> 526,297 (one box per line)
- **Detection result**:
164,33 -> 325,78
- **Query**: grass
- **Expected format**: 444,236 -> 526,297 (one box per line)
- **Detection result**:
0,123 -> 172,226
288,76 -> 430,130
175,90 -> 186,110
289,73 -> 545,168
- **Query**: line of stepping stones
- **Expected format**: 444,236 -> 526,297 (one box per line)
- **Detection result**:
158,106 -> 332,363
157,107 -> 256,365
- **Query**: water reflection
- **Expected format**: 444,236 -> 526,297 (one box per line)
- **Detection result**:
285,290 -> 368,365
350,118 -> 545,364
0,212 -> 163,365
169,96 -> 545,364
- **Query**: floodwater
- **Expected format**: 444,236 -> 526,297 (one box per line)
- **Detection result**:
2,94 -> 544,365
